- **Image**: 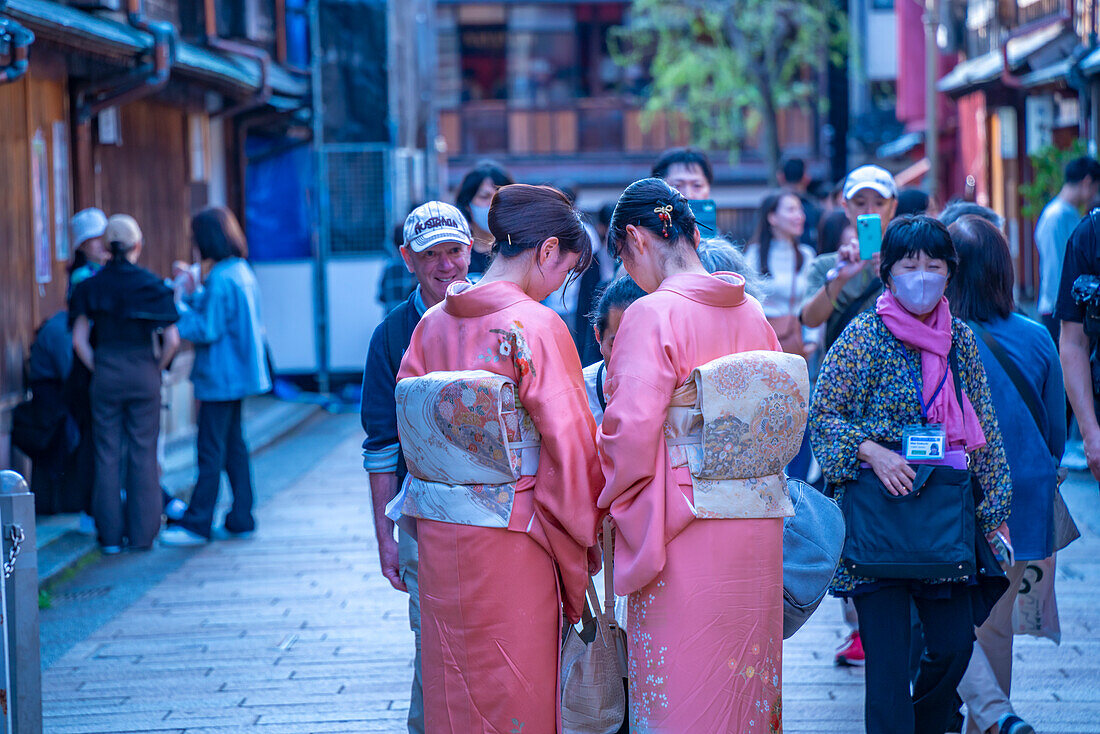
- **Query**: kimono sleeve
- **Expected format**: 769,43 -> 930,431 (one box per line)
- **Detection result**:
596,299 -> 684,592
514,315 -> 604,622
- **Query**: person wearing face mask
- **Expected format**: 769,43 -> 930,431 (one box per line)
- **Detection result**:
599,179 -> 794,732
809,216 -> 1013,734
651,147 -> 713,200
454,160 -> 515,279
390,184 -> 603,732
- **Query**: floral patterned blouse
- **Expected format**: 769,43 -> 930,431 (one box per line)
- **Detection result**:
809,310 -> 1012,595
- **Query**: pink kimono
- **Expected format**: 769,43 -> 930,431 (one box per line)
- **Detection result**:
598,272 -> 786,733
398,280 -> 603,734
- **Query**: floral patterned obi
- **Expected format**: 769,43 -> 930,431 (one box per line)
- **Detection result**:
389,370 -> 541,529
664,350 -> 807,519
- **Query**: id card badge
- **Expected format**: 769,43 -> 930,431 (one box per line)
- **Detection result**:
903,424 -> 946,461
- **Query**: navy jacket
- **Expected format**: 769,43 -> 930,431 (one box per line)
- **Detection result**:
361,288 -> 424,483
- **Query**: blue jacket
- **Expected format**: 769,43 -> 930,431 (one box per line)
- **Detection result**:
973,314 -> 1066,560
177,258 -> 271,402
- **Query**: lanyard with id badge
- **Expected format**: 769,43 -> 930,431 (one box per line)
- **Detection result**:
900,347 -> 948,462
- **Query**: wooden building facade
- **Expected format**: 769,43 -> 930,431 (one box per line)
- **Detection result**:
0,0 -> 310,470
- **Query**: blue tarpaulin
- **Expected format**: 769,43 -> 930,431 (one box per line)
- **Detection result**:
246,137 -> 313,261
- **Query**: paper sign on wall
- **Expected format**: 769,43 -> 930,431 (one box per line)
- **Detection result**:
31,128 -> 51,285
52,121 -> 71,262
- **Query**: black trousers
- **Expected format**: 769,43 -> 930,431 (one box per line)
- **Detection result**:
853,584 -> 975,734
179,400 -> 255,538
90,348 -> 162,548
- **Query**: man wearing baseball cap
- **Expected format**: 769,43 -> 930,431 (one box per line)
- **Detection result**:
360,201 -> 472,734
801,164 -> 899,353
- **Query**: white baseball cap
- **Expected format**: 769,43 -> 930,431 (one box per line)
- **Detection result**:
71,208 -> 107,248
843,165 -> 898,200
403,202 -> 472,253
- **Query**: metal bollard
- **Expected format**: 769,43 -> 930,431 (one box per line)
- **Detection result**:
0,471 -> 41,733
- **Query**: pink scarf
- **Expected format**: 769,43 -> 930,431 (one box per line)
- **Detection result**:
876,291 -> 986,451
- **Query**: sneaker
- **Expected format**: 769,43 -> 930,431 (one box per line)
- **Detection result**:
164,498 -> 187,522
158,526 -> 209,547
834,630 -> 865,667
100,545 -> 122,556
997,714 -> 1035,734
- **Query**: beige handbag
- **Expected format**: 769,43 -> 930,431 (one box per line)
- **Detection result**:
561,519 -> 628,734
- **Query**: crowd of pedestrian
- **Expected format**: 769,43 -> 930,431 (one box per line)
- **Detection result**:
14,205 -> 271,553
14,136 -> 1099,733
362,146 -> 1100,734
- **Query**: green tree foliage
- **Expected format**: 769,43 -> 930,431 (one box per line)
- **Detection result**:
1020,140 -> 1088,220
611,0 -> 844,177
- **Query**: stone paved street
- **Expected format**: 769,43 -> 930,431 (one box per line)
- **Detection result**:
40,413 -> 1100,732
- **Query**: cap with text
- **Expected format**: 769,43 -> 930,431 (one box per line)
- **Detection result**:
403,201 -> 472,253
843,165 -> 898,201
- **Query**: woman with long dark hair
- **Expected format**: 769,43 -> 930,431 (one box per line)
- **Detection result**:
160,207 -> 271,546
746,190 -> 817,480
947,215 -> 1065,734
454,160 -> 515,277
599,178 -> 797,732
745,190 -> 814,356
392,184 -> 602,731
70,215 -> 179,553
817,208 -> 854,256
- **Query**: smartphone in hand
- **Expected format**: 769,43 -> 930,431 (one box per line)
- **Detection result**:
857,214 -> 882,261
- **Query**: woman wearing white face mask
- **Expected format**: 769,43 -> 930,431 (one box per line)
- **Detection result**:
454,160 -> 515,279
809,216 -> 1013,734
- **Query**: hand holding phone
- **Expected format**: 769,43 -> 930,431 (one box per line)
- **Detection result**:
990,531 -> 1015,568
827,239 -> 870,282
857,214 -> 883,261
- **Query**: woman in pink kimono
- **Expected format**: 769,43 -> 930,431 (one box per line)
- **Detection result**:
395,184 -> 604,733
599,178 -> 792,732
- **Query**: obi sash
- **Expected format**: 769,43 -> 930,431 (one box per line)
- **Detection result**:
389,370 -> 541,529
664,350 -> 807,519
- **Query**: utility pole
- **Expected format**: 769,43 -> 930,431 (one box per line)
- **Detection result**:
924,0 -> 939,199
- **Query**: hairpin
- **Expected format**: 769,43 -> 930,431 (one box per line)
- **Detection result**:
654,203 -> 674,238
507,234 -> 512,248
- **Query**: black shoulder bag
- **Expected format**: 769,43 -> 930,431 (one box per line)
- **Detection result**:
839,346 -> 978,579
